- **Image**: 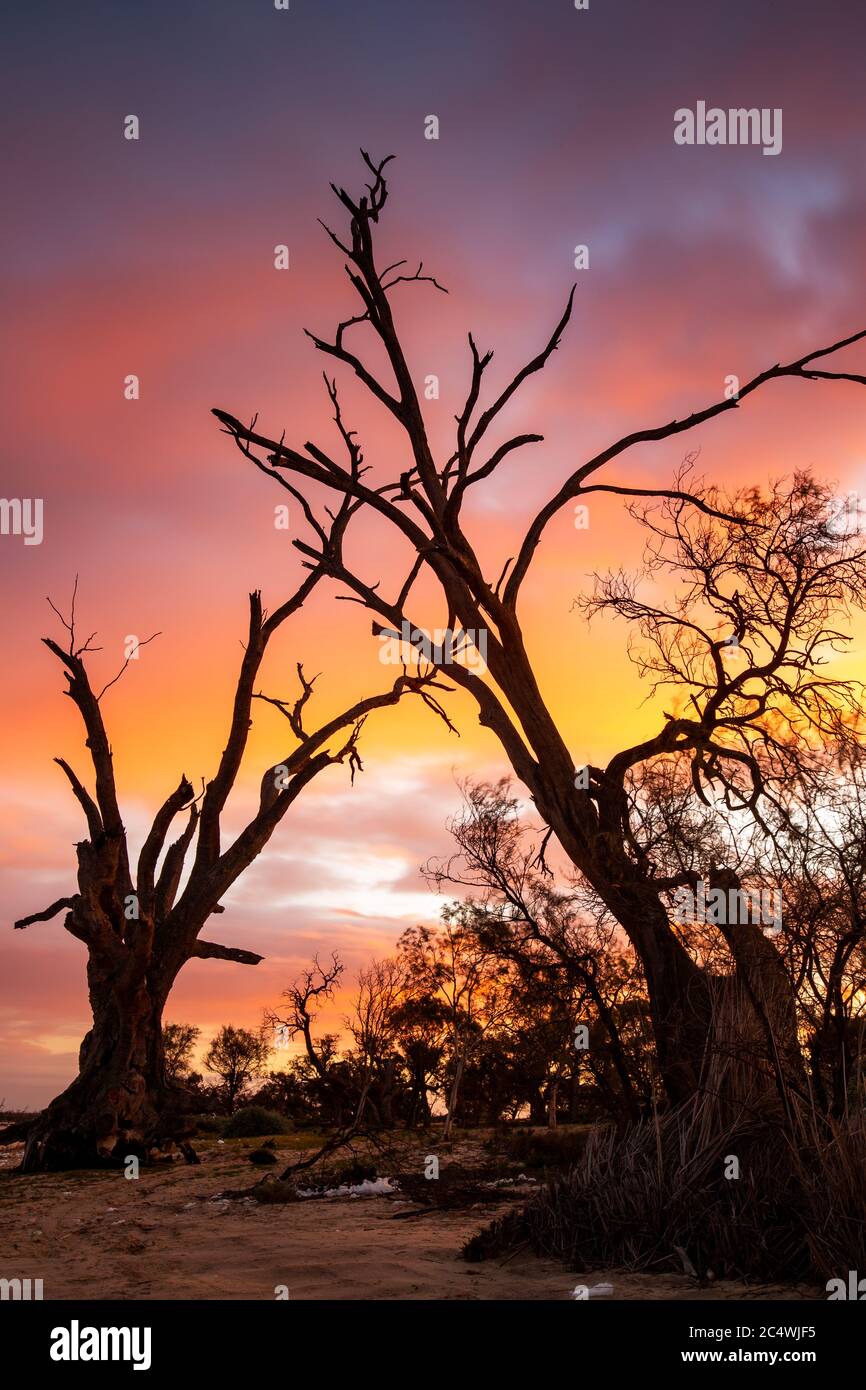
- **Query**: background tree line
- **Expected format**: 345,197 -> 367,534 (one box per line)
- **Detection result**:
171,763 -> 866,1134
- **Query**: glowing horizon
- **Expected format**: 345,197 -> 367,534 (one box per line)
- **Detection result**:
3,0 -> 866,1107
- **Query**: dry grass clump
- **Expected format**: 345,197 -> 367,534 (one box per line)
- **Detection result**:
465,1092 -> 866,1283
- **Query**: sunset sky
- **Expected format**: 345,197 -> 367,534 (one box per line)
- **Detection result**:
2,0 -> 865,1106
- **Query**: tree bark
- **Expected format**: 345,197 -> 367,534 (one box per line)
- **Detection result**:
21,950 -> 189,1172
546,1079 -> 559,1129
442,1045 -> 465,1140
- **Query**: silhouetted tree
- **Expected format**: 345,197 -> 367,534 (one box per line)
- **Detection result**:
204,1025 -> 269,1114
398,912 -> 508,1137
391,995 -> 447,1126
347,957 -> 404,1125
267,953 -> 344,1080
162,1023 -> 200,1084
12,546 -> 447,1169
431,781 -> 652,1122
215,151 -> 866,1106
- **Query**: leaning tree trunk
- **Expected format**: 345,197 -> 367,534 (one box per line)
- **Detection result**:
533,772 -> 804,1110
601,875 -> 805,1113
538,782 -> 718,1104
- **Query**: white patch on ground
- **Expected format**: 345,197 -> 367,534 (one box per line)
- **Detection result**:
298,1177 -> 399,1199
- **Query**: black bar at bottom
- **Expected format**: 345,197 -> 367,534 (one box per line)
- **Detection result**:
2,1295 -> 859,1377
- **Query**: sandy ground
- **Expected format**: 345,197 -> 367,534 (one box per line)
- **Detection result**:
0,1135 -> 822,1302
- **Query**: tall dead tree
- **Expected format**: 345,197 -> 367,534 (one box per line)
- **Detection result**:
214,152 -> 866,1107
13,498 -> 450,1171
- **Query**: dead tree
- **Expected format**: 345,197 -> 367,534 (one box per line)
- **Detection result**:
266,952 -> 344,1080
214,151 -> 866,1105
13,503 -> 451,1171
347,957 -> 404,1125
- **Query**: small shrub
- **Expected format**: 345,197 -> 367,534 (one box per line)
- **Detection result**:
331,1160 -> 377,1186
223,1106 -> 291,1138
193,1114 -> 228,1136
252,1178 -> 300,1204
248,1147 -> 279,1165
501,1126 -> 593,1170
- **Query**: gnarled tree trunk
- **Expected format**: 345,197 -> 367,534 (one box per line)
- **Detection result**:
14,574 -> 434,1170
22,961 -> 184,1171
